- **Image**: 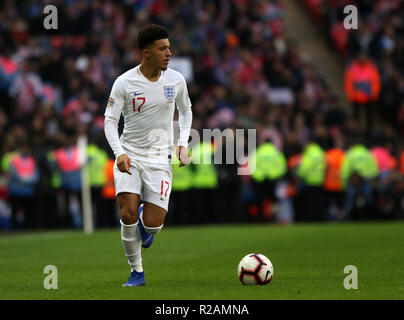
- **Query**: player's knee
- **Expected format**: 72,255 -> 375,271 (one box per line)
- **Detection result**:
120,207 -> 138,225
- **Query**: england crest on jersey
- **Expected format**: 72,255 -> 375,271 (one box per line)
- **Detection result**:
164,85 -> 175,101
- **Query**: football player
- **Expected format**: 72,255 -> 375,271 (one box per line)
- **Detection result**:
104,24 -> 192,286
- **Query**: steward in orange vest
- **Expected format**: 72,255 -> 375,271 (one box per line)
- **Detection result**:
324,148 -> 345,192
324,146 -> 345,220
344,52 -> 381,137
102,159 -> 115,199
344,53 -> 381,104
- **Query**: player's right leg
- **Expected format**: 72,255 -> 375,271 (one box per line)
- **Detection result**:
114,161 -> 145,286
117,193 -> 145,287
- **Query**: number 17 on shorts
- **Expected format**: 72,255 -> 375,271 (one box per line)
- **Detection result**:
160,180 -> 170,201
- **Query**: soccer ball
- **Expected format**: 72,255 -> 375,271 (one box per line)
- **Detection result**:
238,253 -> 274,285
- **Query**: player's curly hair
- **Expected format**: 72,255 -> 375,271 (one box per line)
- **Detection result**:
137,24 -> 169,51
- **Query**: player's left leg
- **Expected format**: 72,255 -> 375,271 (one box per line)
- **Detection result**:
138,201 -> 168,248
141,201 -> 167,234
137,203 -> 155,248
138,163 -> 171,247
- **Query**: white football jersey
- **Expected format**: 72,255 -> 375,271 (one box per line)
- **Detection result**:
104,65 -> 192,164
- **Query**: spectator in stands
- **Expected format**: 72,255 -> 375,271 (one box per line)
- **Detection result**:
324,135 -> 346,220
371,139 -> 398,219
249,140 -> 287,223
48,134 -> 82,228
296,139 -> 327,221
341,139 -> 379,220
8,58 -> 43,120
87,137 -> 109,228
7,141 -> 39,229
344,51 -> 381,138
101,157 -> 119,228
0,0 -> 402,228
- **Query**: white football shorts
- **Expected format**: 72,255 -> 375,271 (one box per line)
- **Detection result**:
113,158 -> 172,211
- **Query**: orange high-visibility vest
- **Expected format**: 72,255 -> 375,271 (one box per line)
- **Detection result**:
344,60 -> 381,104
102,159 -> 115,199
324,149 -> 345,192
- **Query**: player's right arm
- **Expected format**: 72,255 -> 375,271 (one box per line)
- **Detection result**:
104,78 -> 131,175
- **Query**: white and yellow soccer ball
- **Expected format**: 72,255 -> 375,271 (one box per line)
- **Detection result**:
238,253 -> 274,285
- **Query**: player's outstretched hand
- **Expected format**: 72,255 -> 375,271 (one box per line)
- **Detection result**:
177,146 -> 190,167
117,154 -> 132,175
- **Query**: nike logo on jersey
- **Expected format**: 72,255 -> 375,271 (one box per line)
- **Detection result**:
133,92 -> 144,96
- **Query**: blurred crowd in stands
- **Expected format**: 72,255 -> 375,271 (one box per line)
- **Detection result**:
0,0 -> 403,230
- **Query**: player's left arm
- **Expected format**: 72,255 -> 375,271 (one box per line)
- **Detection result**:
176,76 -> 193,167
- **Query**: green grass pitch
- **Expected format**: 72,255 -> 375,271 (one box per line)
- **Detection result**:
0,221 -> 403,300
